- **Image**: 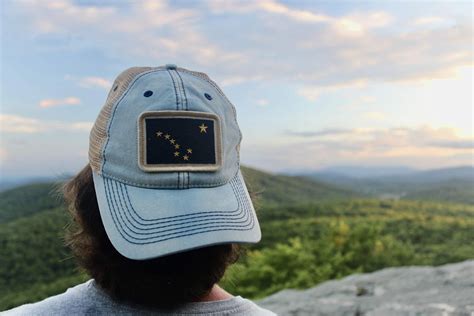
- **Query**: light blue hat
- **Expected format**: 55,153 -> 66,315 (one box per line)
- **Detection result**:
89,64 -> 261,260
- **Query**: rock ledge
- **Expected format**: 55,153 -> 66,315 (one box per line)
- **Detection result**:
258,260 -> 474,316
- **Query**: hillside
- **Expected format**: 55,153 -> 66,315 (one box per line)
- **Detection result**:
0,166 -> 357,223
0,207 -> 80,309
1,166 -> 473,311
259,260 -> 474,315
0,166 -> 358,309
0,176 -> 60,193
0,182 -> 64,223
403,180 -> 474,204
306,166 -> 474,204
241,166 -> 359,207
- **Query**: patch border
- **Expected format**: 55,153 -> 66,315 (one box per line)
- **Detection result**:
138,111 -> 222,172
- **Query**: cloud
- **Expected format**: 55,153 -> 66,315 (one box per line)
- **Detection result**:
208,0 -> 332,23
208,1 -> 470,87
288,126 -> 473,150
69,122 -> 94,131
297,87 -> 321,102
9,0 -> 473,90
428,140 -> 474,149
256,99 -> 269,106
242,126 -> 473,171
79,76 -> 112,90
359,96 -> 376,103
332,11 -> 393,37
297,79 -> 368,101
64,75 -> 112,90
363,111 -> 386,121
39,97 -> 81,108
414,16 -> 448,26
0,114 -> 93,133
288,128 -> 353,137
208,0 -> 392,36
13,0 -> 242,68
219,75 -> 265,87
0,147 -> 7,164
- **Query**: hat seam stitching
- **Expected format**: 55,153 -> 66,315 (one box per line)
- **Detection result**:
175,70 -> 190,188
107,174 -> 250,229
167,69 -> 182,188
175,70 -> 189,111
171,70 -> 185,111
103,174 -> 254,244
121,174 -> 241,219
100,171 -> 230,188
109,179 -> 249,233
119,179 -> 243,223
108,176 -> 254,241
174,69 -> 187,188
169,69 -> 181,188
166,69 -> 180,111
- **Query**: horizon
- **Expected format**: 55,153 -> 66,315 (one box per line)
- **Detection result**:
2,163 -> 473,184
1,0 -> 473,178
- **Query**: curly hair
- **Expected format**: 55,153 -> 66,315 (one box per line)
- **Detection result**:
63,164 -> 241,309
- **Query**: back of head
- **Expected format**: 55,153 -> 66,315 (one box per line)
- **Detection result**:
64,165 -> 241,308
63,64 -> 261,308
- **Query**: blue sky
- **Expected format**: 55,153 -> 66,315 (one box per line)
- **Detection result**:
1,0 -> 472,178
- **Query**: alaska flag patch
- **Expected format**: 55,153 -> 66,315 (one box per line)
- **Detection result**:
138,111 -> 222,172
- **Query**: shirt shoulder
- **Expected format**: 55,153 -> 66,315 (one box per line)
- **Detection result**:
234,297 -> 277,316
1,280 -> 99,316
174,296 -> 277,316
2,282 -> 277,316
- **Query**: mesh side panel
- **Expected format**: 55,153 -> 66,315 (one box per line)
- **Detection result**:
89,67 -> 152,173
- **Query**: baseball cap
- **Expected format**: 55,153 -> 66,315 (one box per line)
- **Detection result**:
89,64 -> 261,260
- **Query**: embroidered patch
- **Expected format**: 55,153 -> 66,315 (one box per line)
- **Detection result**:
138,111 -> 222,172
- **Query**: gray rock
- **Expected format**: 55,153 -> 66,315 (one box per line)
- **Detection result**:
258,260 -> 474,316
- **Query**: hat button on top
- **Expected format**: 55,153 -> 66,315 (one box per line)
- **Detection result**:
165,64 -> 177,70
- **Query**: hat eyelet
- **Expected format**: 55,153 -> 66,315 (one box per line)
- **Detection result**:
143,90 -> 153,97
204,93 -> 212,100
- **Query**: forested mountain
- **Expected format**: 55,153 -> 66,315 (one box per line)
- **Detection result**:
305,166 -> 474,204
0,182 -> 64,223
0,166 -> 357,224
1,166 -> 473,311
240,166 -> 359,206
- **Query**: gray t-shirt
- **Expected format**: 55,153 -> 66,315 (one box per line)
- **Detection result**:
3,280 -> 276,316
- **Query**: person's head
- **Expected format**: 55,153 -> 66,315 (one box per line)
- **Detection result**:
63,164 -> 241,308
64,64 -> 261,308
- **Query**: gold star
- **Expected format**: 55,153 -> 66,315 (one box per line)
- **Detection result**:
170,139 -> 176,144
164,134 -> 171,139
198,123 -> 208,133
174,144 -> 180,149
183,155 -> 189,161
187,148 -> 193,154
174,151 -> 180,157
156,131 -> 163,137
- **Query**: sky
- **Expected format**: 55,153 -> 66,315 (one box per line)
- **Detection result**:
0,0 -> 473,179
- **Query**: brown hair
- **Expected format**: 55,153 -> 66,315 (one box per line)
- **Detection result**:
63,164 -> 241,309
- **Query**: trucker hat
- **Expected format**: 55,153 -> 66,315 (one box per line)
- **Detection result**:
89,64 -> 261,260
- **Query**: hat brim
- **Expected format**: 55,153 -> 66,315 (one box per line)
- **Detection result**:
92,170 -> 261,260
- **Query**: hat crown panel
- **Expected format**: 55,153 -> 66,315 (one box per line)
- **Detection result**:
94,67 -> 240,188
